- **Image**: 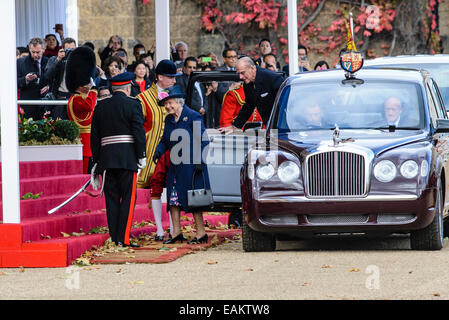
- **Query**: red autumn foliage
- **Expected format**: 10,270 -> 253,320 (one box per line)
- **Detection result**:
141,0 -> 442,61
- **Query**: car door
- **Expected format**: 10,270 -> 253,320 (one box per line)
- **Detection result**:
186,71 -> 264,208
427,78 -> 449,212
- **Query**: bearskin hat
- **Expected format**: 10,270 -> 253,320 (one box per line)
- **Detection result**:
65,46 -> 97,93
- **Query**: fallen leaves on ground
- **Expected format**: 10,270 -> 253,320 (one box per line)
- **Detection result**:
74,257 -> 91,266
73,216 -> 241,265
349,268 -> 360,272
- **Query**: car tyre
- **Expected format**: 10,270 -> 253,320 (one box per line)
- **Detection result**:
242,218 -> 276,252
410,181 -> 444,250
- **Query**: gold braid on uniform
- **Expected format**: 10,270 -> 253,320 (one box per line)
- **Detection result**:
136,84 -> 167,188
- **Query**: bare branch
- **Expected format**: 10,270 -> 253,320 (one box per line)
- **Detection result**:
299,0 -> 327,33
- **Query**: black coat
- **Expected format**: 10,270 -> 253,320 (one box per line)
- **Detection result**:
176,73 -> 206,113
232,67 -> 284,128
44,55 -> 68,97
90,91 -> 146,173
17,55 -> 49,100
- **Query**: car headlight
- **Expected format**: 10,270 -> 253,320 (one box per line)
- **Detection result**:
256,163 -> 275,181
400,160 -> 419,179
374,160 -> 397,182
277,161 -> 300,184
420,160 -> 429,177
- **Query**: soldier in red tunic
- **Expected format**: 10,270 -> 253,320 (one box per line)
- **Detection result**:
64,46 -> 98,174
67,86 -> 97,173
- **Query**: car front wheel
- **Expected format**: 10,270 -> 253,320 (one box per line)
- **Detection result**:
242,218 -> 276,252
410,181 -> 444,250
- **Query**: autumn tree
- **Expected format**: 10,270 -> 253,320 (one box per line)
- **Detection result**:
192,0 -> 442,65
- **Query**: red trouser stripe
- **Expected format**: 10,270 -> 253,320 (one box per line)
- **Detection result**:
124,172 -> 137,245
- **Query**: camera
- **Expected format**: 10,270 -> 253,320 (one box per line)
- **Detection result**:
301,56 -> 307,61
64,48 -> 74,59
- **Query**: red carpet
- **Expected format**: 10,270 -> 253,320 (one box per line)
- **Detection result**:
0,160 -> 231,267
90,229 -> 242,265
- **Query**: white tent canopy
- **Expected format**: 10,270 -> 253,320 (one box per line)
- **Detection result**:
15,0 -> 78,47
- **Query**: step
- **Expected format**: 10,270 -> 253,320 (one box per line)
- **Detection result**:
0,188 -> 152,220
21,203 -> 159,242
0,160 -> 83,180
0,174 -> 90,199
35,214 -> 230,265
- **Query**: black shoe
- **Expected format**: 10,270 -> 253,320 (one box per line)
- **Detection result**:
188,234 -> 209,244
154,235 -> 164,241
116,242 -> 140,248
163,233 -> 186,244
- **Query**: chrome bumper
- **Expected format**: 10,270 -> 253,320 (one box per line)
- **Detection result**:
258,194 -> 418,203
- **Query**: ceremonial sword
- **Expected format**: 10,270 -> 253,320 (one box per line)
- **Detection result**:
48,179 -> 92,214
48,168 -> 140,215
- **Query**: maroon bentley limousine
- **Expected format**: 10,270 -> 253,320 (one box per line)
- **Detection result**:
240,67 -> 449,251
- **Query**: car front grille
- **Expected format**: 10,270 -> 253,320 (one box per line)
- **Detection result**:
306,214 -> 369,225
306,151 -> 367,197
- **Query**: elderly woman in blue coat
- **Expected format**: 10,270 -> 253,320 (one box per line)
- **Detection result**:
153,86 -> 211,244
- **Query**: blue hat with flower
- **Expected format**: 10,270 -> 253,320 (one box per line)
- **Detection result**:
158,85 -> 186,106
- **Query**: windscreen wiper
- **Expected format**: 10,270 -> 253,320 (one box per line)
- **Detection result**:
373,126 -> 420,132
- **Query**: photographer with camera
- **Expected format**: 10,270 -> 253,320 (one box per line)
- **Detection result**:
262,53 -> 279,72
282,44 -> 311,77
17,37 -> 50,120
43,37 -> 77,119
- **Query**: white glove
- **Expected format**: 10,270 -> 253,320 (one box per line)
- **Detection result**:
90,163 -> 100,190
137,157 -> 147,170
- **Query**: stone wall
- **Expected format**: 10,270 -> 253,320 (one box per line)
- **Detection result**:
78,0 -> 204,66
439,0 -> 449,53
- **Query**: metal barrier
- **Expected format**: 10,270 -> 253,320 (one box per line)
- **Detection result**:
17,100 -> 69,105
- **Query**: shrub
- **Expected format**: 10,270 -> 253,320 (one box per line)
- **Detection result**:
53,120 -> 80,141
18,118 -> 54,143
17,117 -> 81,145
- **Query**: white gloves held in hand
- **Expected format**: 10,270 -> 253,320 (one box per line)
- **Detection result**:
90,163 -> 100,191
137,157 -> 147,170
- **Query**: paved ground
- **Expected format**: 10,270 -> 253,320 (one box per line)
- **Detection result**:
1,235 -> 449,300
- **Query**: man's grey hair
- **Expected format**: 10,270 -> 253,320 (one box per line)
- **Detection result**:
29,37 -> 43,47
237,56 -> 255,68
175,41 -> 188,51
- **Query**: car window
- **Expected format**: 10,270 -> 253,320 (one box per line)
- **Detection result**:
277,80 -> 425,132
426,83 -> 440,127
372,63 -> 449,110
431,79 -> 447,118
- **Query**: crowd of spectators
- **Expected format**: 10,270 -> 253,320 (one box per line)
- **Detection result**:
14,27 -> 335,242
16,27 -> 331,126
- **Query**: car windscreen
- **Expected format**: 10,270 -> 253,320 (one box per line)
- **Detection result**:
372,63 -> 449,109
276,80 -> 425,132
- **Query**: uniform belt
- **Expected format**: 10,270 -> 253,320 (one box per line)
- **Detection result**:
101,135 -> 134,147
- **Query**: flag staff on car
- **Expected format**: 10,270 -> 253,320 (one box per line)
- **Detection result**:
340,11 -> 364,78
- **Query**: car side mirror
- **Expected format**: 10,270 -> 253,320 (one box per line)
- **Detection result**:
435,119 -> 449,133
242,121 -> 263,132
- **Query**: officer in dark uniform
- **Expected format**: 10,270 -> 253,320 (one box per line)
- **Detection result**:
90,72 -> 146,247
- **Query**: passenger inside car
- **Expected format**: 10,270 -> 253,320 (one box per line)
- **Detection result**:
302,103 -> 325,128
383,96 -> 404,126
281,82 -> 425,132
